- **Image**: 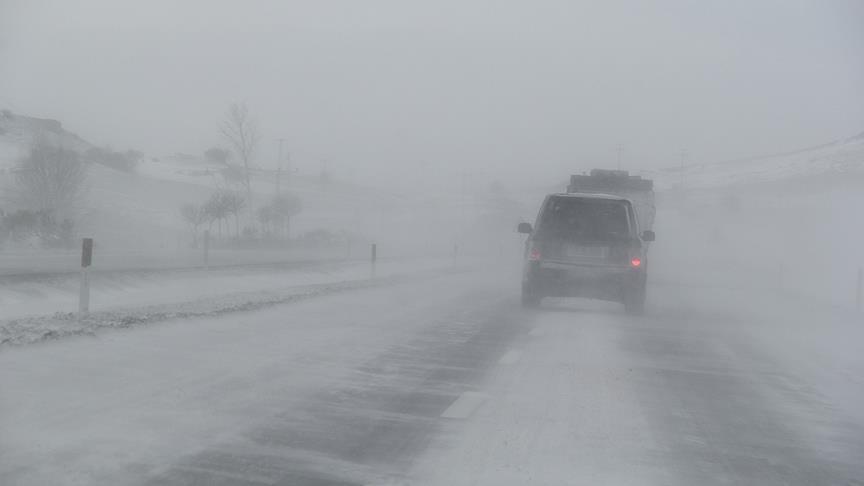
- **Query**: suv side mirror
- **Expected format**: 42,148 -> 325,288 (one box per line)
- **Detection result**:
642,230 -> 655,242
517,222 -> 533,234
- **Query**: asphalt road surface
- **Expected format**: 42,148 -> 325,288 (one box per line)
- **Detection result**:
1,266 -> 863,485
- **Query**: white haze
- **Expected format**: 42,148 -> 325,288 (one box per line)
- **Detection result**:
1,2 -> 864,485
1,0 -> 863,184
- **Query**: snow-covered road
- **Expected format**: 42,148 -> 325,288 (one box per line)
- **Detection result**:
1,263 -> 863,485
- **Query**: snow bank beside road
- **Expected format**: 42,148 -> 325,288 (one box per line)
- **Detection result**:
0,258 -> 458,347
0,247 -> 347,277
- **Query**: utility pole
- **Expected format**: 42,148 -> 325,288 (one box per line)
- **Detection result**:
285,151 -> 291,190
276,138 -> 286,195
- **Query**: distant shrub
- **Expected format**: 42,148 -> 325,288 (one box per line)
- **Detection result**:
242,226 -> 258,239
16,139 -> 88,214
0,209 -> 75,248
257,194 -> 303,239
297,229 -> 345,247
204,147 -> 231,165
85,146 -> 140,172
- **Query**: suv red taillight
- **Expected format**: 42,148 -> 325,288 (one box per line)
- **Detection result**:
528,247 -> 542,261
630,257 -> 642,267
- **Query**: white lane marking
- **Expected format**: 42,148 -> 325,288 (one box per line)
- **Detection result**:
440,391 -> 488,419
498,349 -> 523,365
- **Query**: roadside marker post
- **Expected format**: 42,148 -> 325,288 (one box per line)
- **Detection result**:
78,238 -> 93,320
371,243 -> 377,278
203,230 -> 210,270
857,267 -> 862,313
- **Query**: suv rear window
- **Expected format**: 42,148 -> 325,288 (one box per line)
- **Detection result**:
537,197 -> 631,242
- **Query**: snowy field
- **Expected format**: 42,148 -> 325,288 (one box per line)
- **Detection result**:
1,115 -> 473,255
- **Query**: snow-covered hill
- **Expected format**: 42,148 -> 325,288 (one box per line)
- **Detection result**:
0,109 -> 473,254
0,110 -> 91,162
647,131 -> 864,191
641,130 -> 864,310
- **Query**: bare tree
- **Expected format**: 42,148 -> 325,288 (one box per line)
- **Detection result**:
257,205 -> 275,237
179,203 -> 208,247
203,192 -> 229,238
260,194 -> 302,239
219,102 -> 258,206
14,137 -> 88,217
220,190 -> 246,239
274,194 -> 302,238
202,189 -> 246,239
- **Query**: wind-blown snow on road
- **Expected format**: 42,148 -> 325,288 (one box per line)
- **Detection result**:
413,286 -> 864,485
2,254 -> 863,485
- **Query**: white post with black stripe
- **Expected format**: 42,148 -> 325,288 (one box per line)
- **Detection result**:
78,238 -> 93,320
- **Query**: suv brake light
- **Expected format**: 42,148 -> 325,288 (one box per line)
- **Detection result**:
529,247 -> 541,261
630,257 -> 641,267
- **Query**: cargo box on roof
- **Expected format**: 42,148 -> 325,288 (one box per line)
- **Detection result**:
567,169 -> 655,232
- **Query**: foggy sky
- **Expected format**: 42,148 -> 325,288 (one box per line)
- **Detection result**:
1,0 -> 862,184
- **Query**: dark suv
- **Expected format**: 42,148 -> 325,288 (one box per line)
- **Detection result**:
518,193 -> 655,313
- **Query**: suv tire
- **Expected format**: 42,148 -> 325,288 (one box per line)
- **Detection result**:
623,283 -> 646,315
521,285 -> 542,308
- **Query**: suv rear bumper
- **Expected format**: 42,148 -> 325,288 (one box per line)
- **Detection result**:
523,260 -> 645,302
